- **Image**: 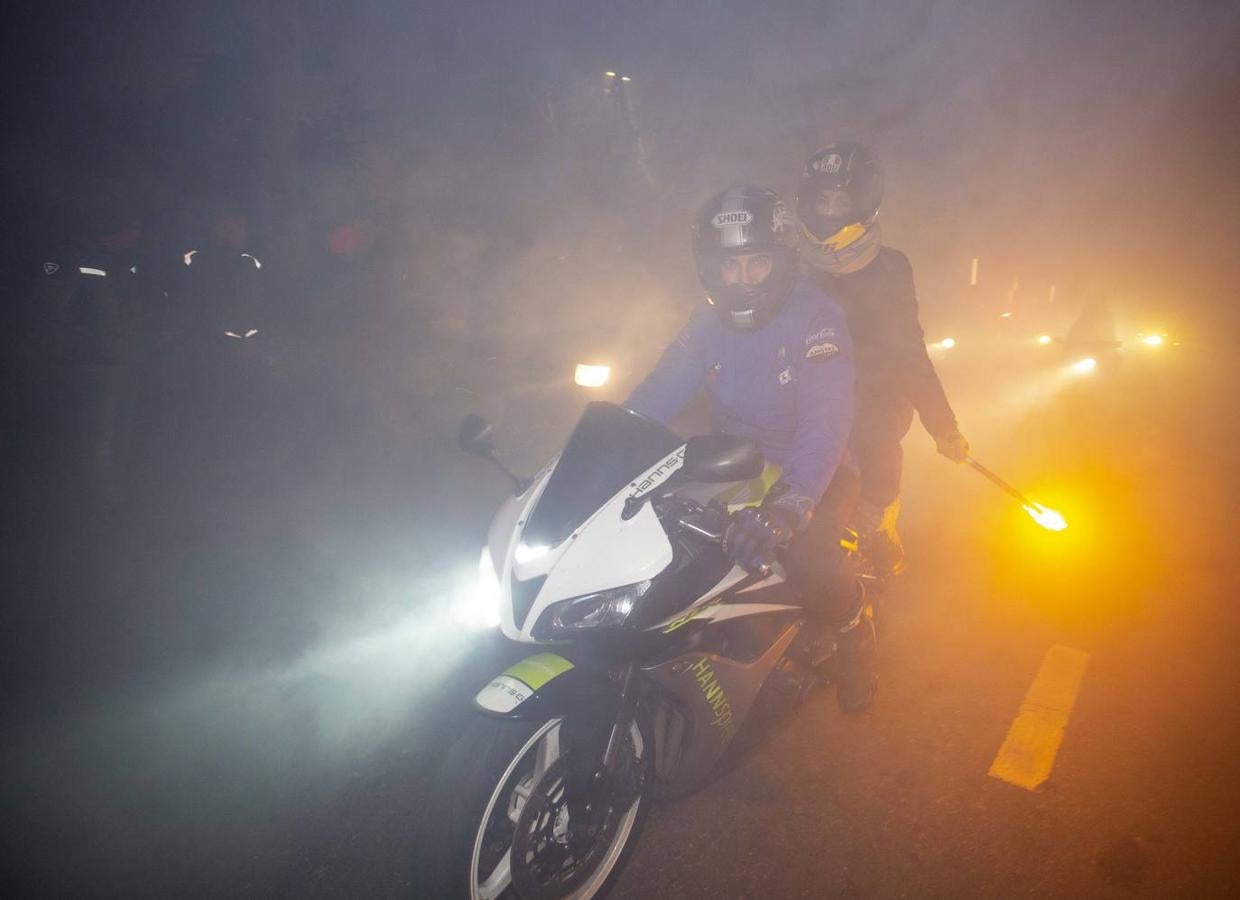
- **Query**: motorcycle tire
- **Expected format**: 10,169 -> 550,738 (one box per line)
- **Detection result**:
414,714 -> 649,900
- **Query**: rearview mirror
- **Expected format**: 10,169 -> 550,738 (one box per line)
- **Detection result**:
458,414 -> 495,457
681,434 -> 764,484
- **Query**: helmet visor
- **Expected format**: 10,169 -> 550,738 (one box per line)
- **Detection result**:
797,185 -> 862,244
813,188 -> 854,220
717,251 -> 774,288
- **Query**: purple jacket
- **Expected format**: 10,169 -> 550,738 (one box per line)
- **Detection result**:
626,275 -> 854,511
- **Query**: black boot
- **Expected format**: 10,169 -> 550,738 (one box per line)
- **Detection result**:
835,605 -> 878,714
861,527 -> 905,578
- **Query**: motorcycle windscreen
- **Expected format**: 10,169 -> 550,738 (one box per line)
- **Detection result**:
521,402 -> 682,549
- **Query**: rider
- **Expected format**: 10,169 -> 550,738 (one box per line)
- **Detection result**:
797,142 -> 969,576
626,185 -> 877,712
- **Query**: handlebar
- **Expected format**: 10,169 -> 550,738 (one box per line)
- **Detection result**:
648,495 -> 725,541
656,496 -> 779,579
675,504 -> 731,542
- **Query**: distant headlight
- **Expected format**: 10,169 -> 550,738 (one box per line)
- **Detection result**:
575,364 -> 611,388
537,580 -> 652,637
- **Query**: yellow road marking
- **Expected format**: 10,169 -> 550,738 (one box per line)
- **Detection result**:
988,644 -> 1090,790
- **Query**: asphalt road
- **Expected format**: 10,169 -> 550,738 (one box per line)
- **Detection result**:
4,331 -> 1238,898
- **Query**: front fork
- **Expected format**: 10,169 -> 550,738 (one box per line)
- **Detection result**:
473,651 -> 644,844
565,663 -> 642,848
601,663 -> 639,772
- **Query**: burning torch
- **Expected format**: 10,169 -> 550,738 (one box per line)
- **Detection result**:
966,457 -> 1068,532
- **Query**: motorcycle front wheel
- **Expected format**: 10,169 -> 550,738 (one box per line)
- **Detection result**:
417,714 -> 649,900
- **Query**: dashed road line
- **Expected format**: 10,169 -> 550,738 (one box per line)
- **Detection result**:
989,644 -> 1090,790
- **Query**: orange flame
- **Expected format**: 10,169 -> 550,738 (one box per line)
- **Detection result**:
1023,502 -> 1067,532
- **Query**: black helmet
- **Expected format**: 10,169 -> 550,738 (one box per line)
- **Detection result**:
797,142 -> 884,252
692,185 -> 798,331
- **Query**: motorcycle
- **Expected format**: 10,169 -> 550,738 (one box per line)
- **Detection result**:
419,401 -> 872,899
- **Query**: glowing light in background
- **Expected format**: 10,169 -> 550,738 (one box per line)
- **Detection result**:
1141,334 -> 1164,347
575,363 -> 611,388
1070,357 -> 1097,375
1023,502 -> 1068,532
1038,334 -> 1053,345
1000,311 -> 1013,319
939,337 -> 957,350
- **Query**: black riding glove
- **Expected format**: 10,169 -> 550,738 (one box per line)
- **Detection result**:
724,497 -> 808,575
725,507 -> 792,574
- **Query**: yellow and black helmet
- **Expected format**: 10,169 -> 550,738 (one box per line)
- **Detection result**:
796,142 -> 884,252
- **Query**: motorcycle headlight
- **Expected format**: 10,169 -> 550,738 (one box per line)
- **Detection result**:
451,547 -> 502,628
537,580 -> 652,637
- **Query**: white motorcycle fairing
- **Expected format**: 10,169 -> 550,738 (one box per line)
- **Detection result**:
486,455 -> 559,578
493,448 -> 685,643
485,425 -> 798,645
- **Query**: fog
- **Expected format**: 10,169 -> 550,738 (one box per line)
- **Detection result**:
2,1 -> 1238,895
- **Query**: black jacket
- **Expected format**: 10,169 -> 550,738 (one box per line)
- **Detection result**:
810,247 -> 957,442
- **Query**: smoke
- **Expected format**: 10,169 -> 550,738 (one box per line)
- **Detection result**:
3,0 -> 1239,893
2,559 -> 496,891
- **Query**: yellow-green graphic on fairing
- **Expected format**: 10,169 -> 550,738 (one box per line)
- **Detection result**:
504,653 -> 574,690
474,653 -> 574,714
710,462 -> 782,511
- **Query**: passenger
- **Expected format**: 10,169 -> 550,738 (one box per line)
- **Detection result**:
797,143 -> 969,576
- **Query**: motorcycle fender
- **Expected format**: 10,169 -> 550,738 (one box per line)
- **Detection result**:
473,652 -> 616,721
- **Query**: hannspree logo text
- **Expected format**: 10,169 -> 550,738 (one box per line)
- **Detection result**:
690,657 -> 734,730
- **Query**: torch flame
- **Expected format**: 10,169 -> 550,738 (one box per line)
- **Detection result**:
1023,502 -> 1067,532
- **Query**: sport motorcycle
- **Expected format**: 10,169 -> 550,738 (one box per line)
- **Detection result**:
419,401 -> 875,899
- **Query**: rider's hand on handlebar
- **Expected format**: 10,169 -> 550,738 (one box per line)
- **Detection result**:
724,506 -> 798,575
